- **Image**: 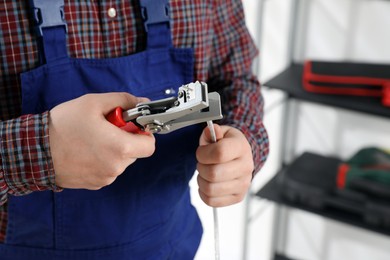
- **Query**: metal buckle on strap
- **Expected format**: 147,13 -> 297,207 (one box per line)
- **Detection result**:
140,0 -> 170,32
30,0 -> 68,37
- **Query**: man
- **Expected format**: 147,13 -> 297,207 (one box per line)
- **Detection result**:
0,0 -> 269,259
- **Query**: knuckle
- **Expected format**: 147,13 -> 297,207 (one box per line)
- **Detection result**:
235,178 -> 251,196
235,193 -> 246,203
195,147 -> 203,162
207,166 -> 219,182
86,179 -> 105,190
82,171 -> 116,190
102,162 -> 124,178
118,143 -> 132,159
121,92 -> 137,106
96,176 -> 116,188
198,189 -> 218,207
143,140 -> 156,157
211,200 -> 224,208
199,178 -> 215,197
120,137 -> 155,158
196,162 -> 202,173
240,177 -> 251,191
203,184 -> 214,197
213,147 -> 226,162
241,159 -> 254,177
87,186 -> 101,191
109,164 -> 125,177
247,159 -> 255,173
104,176 -> 117,186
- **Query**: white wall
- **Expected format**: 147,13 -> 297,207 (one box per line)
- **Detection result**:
194,0 -> 390,259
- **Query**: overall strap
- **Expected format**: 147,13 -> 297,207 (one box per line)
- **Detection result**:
29,0 -> 68,64
140,0 -> 172,49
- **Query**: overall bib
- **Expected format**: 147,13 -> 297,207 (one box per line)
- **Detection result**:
0,0 -> 203,259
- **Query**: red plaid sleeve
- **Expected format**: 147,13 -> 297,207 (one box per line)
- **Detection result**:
208,0 -> 269,174
0,111 -> 61,205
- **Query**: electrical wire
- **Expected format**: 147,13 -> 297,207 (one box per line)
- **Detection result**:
207,120 -> 220,260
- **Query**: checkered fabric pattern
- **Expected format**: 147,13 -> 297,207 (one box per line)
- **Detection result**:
0,0 -> 269,241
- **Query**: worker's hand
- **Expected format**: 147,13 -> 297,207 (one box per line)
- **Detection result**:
49,93 -> 155,190
196,124 -> 254,207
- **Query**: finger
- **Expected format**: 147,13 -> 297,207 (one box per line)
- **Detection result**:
97,116 -> 155,159
196,137 -> 243,164
110,130 -> 156,159
198,189 -> 246,208
137,97 -> 151,103
197,159 -> 253,182
96,92 -> 142,114
197,174 -> 251,198
199,124 -> 223,146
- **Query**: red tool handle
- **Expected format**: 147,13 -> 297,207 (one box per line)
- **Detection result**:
106,107 -> 145,134
107,107 -> 126,127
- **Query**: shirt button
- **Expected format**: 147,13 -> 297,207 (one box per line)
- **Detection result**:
108,7 -> 117,18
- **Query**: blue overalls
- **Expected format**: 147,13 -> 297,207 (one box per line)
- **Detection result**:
0,0 -> 203,259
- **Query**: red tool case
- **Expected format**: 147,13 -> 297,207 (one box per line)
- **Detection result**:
303,60 -> 390,106
281,152 -> 390,230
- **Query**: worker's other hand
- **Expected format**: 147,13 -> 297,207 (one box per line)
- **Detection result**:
196,124 -> 254,207
49,93 -> 155,190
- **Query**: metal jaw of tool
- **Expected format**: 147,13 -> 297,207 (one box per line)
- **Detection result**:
118,81 -> 223,134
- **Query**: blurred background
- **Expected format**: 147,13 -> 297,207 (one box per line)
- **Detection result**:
192,0 -> 390,259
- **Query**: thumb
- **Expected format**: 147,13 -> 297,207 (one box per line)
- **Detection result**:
199,123 -> 224,146
99,92 -> 144,114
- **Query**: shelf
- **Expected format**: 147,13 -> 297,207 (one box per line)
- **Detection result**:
256,171 -> 390,237
274,253 -> 294,260
263,63 -> 390,119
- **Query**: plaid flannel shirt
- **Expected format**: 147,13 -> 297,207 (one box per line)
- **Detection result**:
0,0 -> 269,242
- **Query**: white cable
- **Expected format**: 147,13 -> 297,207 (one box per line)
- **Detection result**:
207,120 -> 220,260
212,207 -> 220,260
207,120 -> 217,144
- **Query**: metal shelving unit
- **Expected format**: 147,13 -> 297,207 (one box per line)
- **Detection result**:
243,0 -> 390,259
